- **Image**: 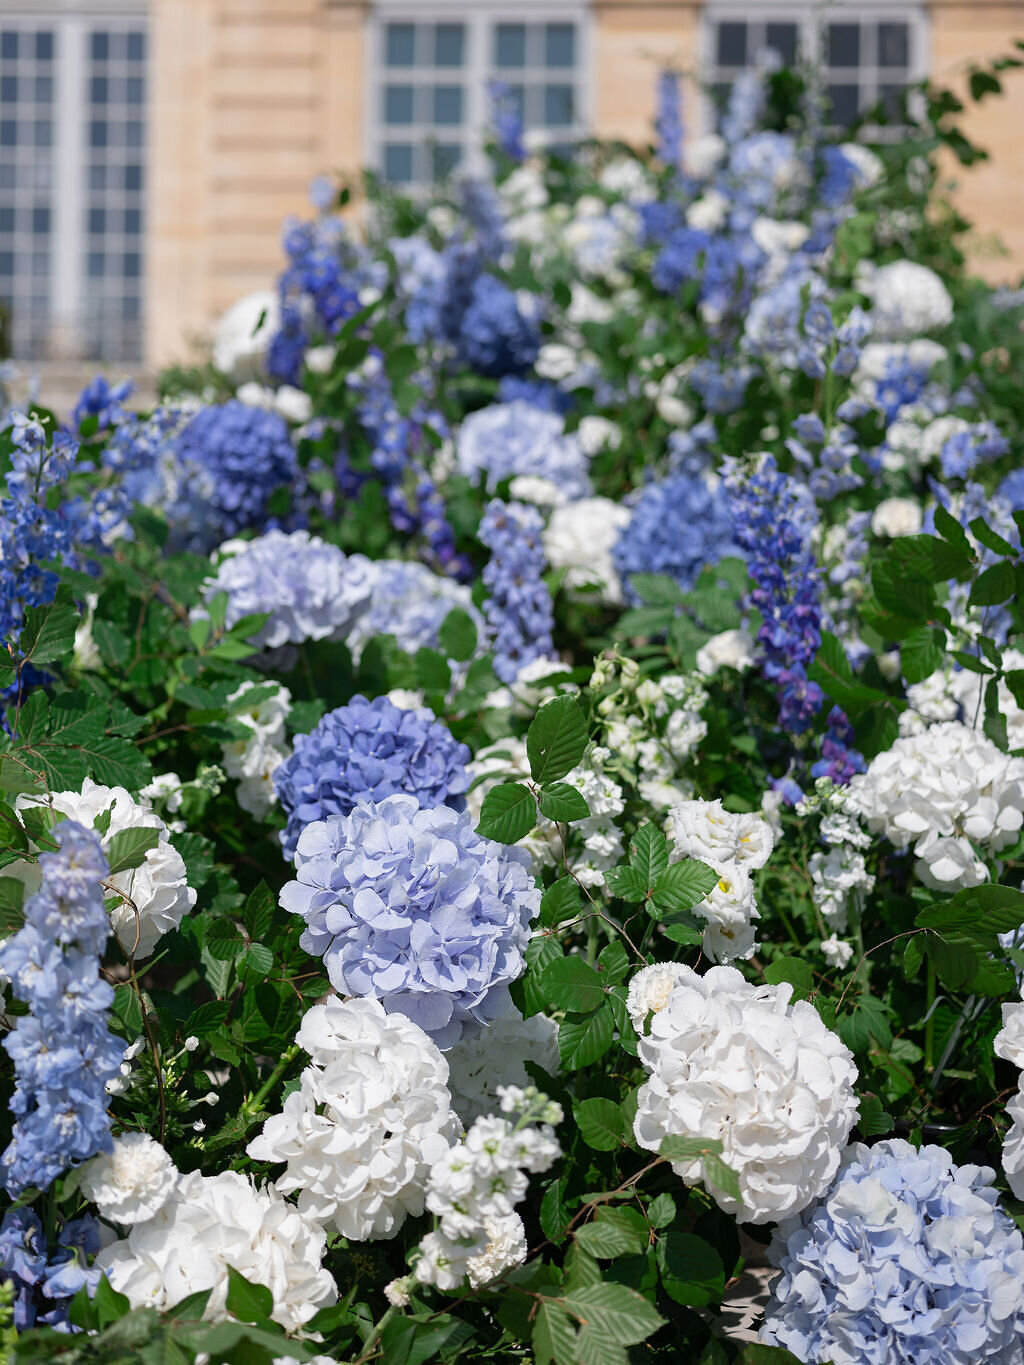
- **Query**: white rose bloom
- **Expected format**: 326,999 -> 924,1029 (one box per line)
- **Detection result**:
576,416 -> 621,457
995,1002 -> 1024,1069
871,497 -> 923,539
445,1008 -> 560,1125
809,845 -> 874,932
860,260 -> 954,340
248,998 -> 460,1243
211,290 -> 280,382
668,798 -> 775,871
81,1133 -> 179,1226
626,963 -> 692,1033
820,934 -> 855,970
900,665 -> 961,736
634,966 -> 859,1224
598,156 -> 656,202
543,497 -> 632,604
96,1169 -> 336,1331
385,687 -> 425,711
696,629 -> 756,678
16,779 -> 195,958
466,1213 -> 529,1289
845,721 -> 1024,890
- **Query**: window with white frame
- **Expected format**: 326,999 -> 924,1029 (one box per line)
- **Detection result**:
0,3 -> 146,363
372,3 -> 587,187
703,3 -> 926,132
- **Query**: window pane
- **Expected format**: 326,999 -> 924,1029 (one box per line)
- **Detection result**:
123,252 -> 140,278
89,207 -> 106,234
124,207 -> 141,234
434,24 -> 463,67
126,32 -> 145,61
546,24 -> 575,68
126,121 -> 143,148
385,23 -> 415,67
91,32 -> 109,61
717,22 -> 747,67
126,75 -> 143,104
0,77 -> 15,104
89,164 -> 106,190
765,23 -> 798,67
383,143 -> 413,183
827,24 -> 860,68
34,120 -> 50,148
91,75 -> 108,103
496,24 -> 526,68
0,33 -> 17,61
90,120 -> 107,148
123,295 -> 140,320
433,85 -> 463,126
880,83 -> 906,118
0,250 -> 13,275
0,121 -> 16,148
0,165 -> 13,190
878,23 -> 909,68
544,83 -> 574,126
34,75 -> 52,102
88,251 -> 105,278
35,32 -> 53,61
827,83 -> 860,125
124,164 -> 142,191
384,84 -> 414,125
31,206 -> 48,234
431,142 -> 461,180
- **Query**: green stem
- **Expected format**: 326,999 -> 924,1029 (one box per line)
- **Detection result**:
246,1043 -> 300,1116
924,961 -> 937,1074
351,1305 -> 396,1365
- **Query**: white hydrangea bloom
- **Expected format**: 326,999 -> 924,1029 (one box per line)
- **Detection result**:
900,665 -> 961,736
696,629 -> 756,678
576,416 -> 622,457
820,934 -> 855,970
626,963 -> 691,1033
96,1169 -> 336,1331
542,497 -> 632,604
845,722 -> 1024,890
236,381 -> 313,426
809,846 -> 875,932
444,1007 -> 560,1125
860,260 -> 954,340
633,966 -> 859,1224
995,1002 -> 1024,1070
871,497 -> 923,539
1003,1074 -> 1024,1200
17,778 -> 196,958
221,680 -> 291,818
211,290 -> 280,381
947,649 -> 1024,752
668,798 -> 775,871
248,997 -> 460,1242
80,1133 -> 179,1226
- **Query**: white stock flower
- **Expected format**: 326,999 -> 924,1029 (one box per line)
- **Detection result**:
820,934 -> 855,970
845,722 -> 1024,890
17,778 -> 196,958
860,261 -> 954,340
211,290 -> 280,382
696,629 -> 756,678
466,1213 -> 528,1289
809,846 -> 875,933
633,966 -> 859,1224
542,497 -> 632,603
96,1169 -> 336,1331
444,1007 -> 560,1125
81,1133 -> 179,1226
626,963 -> 691,1033
247,997 -> 460,1242
871,497 -> 923,539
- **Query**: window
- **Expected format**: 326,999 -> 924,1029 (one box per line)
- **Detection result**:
0,7 -> 146,363
372,5 -> 587,187
703,3 -> 925,132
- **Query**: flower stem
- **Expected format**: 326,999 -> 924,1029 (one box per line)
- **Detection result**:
924,961 -> 937,1074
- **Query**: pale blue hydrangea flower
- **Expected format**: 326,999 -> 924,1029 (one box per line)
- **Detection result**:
455,401 -> 592,499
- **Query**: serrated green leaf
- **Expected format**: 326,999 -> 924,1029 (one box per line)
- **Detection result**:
559,1003 -> 614,1069
476,781 -> 536,843
970,561 -> 1015,607
538,781 -> 590,823
527,695 -> 589,783
660,1135 -> 724,1163
541,877 -> 582,928
764,956 -> 814,999
106,826 -> 160,875
628,822 -> 668,885
658,1232 -> 725,1307
533,1303 -> 578,1365
243,881 -> 275,942
602,864 -> 648,902
969,516 -> 1016,556
858,1094 -> 894,1137
574,1097 -> 625,1151
439,608 -> 478,663
225,1266 -> 273,1324
900,626 -> 947,684
17,593 -> 79,666
415,646 -> 451,692
651,858 -> 718,913
630,573 -> 686,606
543,956 -> 606,1011
903,936 -> 925,980
576,1207 -> 648,1259
704,1152 -> 741,1203
562,1283 -> 665,1347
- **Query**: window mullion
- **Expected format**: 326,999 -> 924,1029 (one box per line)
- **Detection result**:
50,15 -> 85,359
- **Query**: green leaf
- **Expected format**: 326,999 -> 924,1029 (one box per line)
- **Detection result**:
930,936 -> 978,991
628,822 -> 668,885
764,956 -> 814,1000
839,994 -> 893,1052
575,1207 -> 648,1259
562,1283 -> 666,1347
93,1272 -> 132,1329
915,883 -> 1024,939
872,556 -> 934,620
516,935 -> 563,1018
243,881 -> 275,942
704,1153 -> 741,1203
969,516 -> 1016,556
105,827 -> 160,875
658,1232 -> 725,1307
660,1135 -> 724,1163
541,877 -> 582,928
414,647 -> 451,693
533,1302 -> 578,1365
0,873 -> 25,933
903,936 -> 925,980
527,695 -> 589,783
558,1003 -> 614,1070
538,781 -> 590,823
602,864 -> 649,902
476,782 -> 536,843
651,858 -> 718,913
933,502 -> 972,555
735,1347 -> 805,1365
900,626 -> 947,684
17,593 -> 79,666
574,1097 -> 625,1151
438,608 -> 478,663
630,573 -> 686,606
858,1094 -> 894,1137
543,956 -> 607,1012
970,561 -> 1016,607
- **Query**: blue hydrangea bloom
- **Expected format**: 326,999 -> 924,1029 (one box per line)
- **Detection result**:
0,1209 -> 101,1331
455,400 -> 591,498
999,468 -> 1024,510
346,558 -> 481,662
455,274 -> 540,378
497,375 -> 573,414
612,471 -> 737,603
280,793 -> 540,1047
480,499 -> 556,683
170,400 -> 297,553
763,1139 -> 1024,1364
939,420 -> 1008,481
0,822 -> 121,1196
274,694 -> 471,861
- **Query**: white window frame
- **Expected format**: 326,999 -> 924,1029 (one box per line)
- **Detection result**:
699,1 -> 929,137
0,0 -> 146,362
367,0 -> 591,186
